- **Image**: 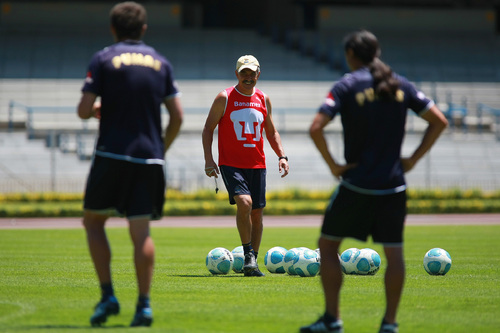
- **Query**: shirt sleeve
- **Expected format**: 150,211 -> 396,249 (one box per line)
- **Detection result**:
81,52 -> 102,95
163,61 -> 181,99
405,80 -> 434,116
318,81 -> 346,120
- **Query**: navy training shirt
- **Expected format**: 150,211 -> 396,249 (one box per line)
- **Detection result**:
82,40 -> 180,164
319,67 -> 434,194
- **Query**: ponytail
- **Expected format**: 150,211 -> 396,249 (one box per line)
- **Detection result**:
344,30 -> 400,101
369,57 -> 400,101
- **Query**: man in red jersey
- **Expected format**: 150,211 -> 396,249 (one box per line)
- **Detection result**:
202,55 -> 289,276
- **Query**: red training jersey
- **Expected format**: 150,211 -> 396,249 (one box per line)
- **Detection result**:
218,86 -> 267,169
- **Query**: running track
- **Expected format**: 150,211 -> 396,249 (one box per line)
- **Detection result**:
0,214 -> 499,229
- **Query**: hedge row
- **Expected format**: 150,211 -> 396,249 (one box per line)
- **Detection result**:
1,188 -> 500,203
0,198 -> 499,217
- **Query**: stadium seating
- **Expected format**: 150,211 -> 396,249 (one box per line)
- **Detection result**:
1,25 -> 500,193
2,27 -> 497,83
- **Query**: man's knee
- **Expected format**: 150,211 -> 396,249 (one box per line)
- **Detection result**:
235,195 -> 253,211
83,211 -> 108,230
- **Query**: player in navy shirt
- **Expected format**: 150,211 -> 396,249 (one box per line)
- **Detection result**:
81,25 -> 180,162
77,2 -> 183,328
319,67 -> 433,193
300,30 -> 448,333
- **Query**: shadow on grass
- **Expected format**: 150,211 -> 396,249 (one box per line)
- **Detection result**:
173,274 -> 244,278
16,324 -> 127,330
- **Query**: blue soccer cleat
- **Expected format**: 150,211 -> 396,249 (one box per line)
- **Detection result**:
130,307 -> 153,327
90,296 -> 120,327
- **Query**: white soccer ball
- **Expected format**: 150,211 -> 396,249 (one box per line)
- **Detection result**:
315,248 -> 322,274
283,248 -> 302,275
231,246 -> 244,273
423,248 -> 452,275
264,246 -> 288,274
206,247 -> 233,275
340,248 -> 381,275
339,248 -> 360,274
315,248 -> 321,260
293,249 -> 321,277
358,248 -> 382,275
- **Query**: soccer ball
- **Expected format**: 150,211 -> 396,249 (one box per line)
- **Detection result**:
206,247 -> 233,275
357,248 -> 381,275
264,246 -> 287,273
339,248 -> 360,274
283,248 -> 302,275
314,248 -> 321,260
293,249 -> 321,277
315,248 -> 322,274
340,248 -> 381,275
423,248 -> 452,275
231,246 -> 244,273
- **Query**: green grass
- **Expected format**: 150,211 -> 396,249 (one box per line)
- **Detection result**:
0,224 -> 499,332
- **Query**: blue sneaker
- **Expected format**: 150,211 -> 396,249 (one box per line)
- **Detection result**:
130,307 -> 153,327
90,296 -> 120,327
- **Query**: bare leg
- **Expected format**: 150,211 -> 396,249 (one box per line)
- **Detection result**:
83,211 -> 111,285
128,218 -> 155,297
318,236 -> 342,319
234,194 -> 253,245
250,208 -> 264,254
383,246 -> 405,324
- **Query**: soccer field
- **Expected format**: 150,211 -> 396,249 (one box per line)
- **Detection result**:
0,223 -> 499,333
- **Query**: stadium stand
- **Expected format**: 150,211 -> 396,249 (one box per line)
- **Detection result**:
0,2 -> 499,192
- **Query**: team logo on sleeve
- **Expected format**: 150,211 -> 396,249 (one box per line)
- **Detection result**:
325,91 -> 336,107
85,71 -> 93,84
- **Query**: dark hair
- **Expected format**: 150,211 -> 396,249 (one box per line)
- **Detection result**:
110,2 -> 147,40
343,30 -> 399,100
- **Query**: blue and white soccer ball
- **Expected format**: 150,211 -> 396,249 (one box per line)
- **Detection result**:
293,248 -> 321,277
315,248 -> 321,261
283,248 -> 302,275
358,248 -> 381,275
339,248 -> 360,274
231,246 -> 244,273
264,246 -> 288,273
423,248 -> 452,275
315,248 -> 322,274
206,247 -> 233,275
340,248 -> 381,275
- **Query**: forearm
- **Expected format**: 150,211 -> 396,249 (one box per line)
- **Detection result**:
311,129 -> 337,171
163,97 -> 183,153
409,122 -> 446,164
77,92 -> 98,119
202,128 -> 216,163
163,117 -> 182,153
266,130 -> 286,157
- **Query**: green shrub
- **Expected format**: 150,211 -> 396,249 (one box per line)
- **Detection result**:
1,188 -> 499,216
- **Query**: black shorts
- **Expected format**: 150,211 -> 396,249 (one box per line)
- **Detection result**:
219,165 -> 266,209
321,185 -> 407,245
83,155 -> 166,220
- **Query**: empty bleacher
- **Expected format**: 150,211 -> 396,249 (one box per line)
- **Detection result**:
1,3 -> 500,193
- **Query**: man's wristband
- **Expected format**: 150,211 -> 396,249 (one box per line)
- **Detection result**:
279,156 -> 288,161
